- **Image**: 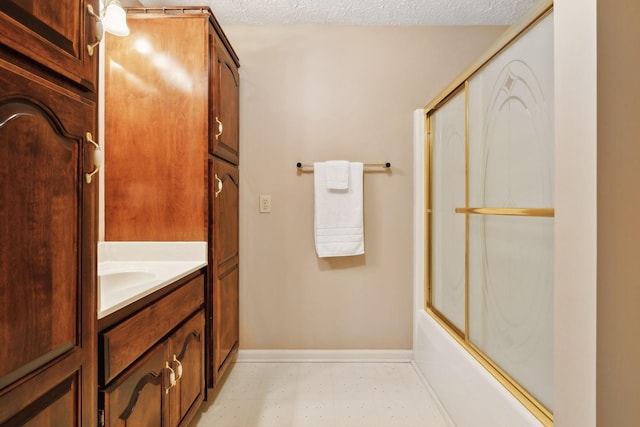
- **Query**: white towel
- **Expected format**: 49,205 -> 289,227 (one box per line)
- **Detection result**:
324,160 -> 350,190
314,162 -> 364,257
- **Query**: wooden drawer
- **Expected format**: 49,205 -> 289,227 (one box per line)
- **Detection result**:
100,275 -> 204,384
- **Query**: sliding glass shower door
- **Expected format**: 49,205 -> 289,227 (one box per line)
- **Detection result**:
427,8 -> 554,425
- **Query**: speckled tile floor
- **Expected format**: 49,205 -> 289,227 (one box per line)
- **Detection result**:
189,362 -> 453,427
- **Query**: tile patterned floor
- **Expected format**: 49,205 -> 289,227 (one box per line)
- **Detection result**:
189,362 -> 453,427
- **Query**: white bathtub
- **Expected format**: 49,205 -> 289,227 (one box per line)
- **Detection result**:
412,110 -> 543,427
413,312 -> 543,427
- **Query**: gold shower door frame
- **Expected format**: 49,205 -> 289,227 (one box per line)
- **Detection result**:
423,1 -> 554,426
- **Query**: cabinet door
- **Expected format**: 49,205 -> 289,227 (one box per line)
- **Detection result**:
0,60 -> 97,425
167,310 -> 205,427
210,34 -> 240,164
102,344 -> 167,427
209,158 -> 239,385
0,0 -> 98,90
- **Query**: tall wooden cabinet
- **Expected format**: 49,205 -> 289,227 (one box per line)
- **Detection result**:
104,7 -> 240,392
0,1 -> 98,425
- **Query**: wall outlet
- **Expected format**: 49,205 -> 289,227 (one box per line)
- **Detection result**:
259,195 -> 272,213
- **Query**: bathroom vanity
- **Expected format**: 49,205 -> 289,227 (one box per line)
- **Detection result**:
97,242 -> 207,427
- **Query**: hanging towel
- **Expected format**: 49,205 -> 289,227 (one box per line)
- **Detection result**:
314,161 -> 364,257
324,160 -> 350,190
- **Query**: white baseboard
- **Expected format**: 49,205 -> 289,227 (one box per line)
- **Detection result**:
236,349 -> 413,363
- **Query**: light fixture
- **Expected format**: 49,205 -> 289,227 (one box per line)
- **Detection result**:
102,1 -> 130,37
87,0 -> 130,56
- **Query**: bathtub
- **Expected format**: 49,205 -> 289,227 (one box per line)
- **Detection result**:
412,110 -> 543,427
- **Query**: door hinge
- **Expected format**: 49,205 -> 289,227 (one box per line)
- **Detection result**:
98,409 -> 105,427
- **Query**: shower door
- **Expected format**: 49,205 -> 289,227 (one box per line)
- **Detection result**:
426,6 -> 554,425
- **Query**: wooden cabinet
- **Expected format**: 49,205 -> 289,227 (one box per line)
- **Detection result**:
105,8 -> 239,243
104,7 -> 241,392
167,313 -> 206,426
0,0 -> 99,91
0,0 -> 98,424
211,35 -> 240,165
99,274 -> 205,427
210,158 -> 240,384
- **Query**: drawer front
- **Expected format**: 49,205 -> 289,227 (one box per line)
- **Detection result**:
101,275 -> 204,384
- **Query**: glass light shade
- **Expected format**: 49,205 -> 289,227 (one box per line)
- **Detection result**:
103,1 -> 129,37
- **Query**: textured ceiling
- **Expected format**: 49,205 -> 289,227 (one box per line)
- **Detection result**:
137,0 -> 539,26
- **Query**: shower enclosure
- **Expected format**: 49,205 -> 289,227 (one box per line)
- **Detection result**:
422,2 -> 554,425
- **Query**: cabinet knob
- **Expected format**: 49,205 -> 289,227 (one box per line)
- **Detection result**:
215,117 -> 224,140
171,355 -> 183,381
85,132 -> 102,184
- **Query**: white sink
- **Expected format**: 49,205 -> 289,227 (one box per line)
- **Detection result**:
100,271 -> 157,289
97,242 -> 207,319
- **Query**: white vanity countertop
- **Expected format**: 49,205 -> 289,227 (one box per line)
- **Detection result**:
98,242 -> 207,319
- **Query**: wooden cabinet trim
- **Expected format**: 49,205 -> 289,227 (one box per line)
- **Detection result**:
2,376 -> 74,426
125,6 -> 239,68
0,343 -> 73,391
118,370 -> 163,421
0,351 -> 86,423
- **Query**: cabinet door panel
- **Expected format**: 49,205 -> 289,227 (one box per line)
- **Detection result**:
216,268 -> 239,371
0,59 -> 97,426
0,0 -> 98,89
209,158 -> 239,383
211,159 -> 239,270
0,98 -> 78,383
210,36 -> 239,164
103,345 -> 166,427
168,310 -> 205,427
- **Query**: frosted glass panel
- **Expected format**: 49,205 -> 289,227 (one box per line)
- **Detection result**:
468,215 -> 553,409
468,14 -> 554,208
467,13 -> 554,411
431,91 -> 466,332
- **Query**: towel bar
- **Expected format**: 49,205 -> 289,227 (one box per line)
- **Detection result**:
296,162 -> 391,170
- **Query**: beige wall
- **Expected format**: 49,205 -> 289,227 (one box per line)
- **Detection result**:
596,0 -> 640,424
225,25 -> 504,350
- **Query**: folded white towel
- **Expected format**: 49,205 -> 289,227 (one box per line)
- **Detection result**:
314,162 -> 364,257
324,160 -> 350,190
